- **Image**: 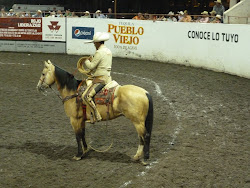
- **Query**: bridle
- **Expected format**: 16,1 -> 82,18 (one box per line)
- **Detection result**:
39,77 -> 63,101
39,74 -> 82,104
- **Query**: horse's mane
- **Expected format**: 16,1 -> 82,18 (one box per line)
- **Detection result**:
54,65 -> 81,91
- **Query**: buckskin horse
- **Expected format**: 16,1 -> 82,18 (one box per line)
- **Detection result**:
36,60 -> 153,164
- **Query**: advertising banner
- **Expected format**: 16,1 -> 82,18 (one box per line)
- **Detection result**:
66,18 -> 147,56
72,27 -> 94,40
42,17 -> 66,41
0,18 -> 42,40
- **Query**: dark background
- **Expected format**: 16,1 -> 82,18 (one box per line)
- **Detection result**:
0,0 -> 230,15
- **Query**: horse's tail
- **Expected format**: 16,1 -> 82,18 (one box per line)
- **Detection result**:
143,92 -> 154,160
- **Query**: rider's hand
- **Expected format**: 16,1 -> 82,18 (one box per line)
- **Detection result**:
88,56 -> 93,61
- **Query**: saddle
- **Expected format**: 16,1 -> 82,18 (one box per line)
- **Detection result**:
76,80 -> 119,121
77,80 -> 119,104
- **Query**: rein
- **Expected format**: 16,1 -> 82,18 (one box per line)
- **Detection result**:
39,78 -> 79,103
50,85 -> 64,101
62,94 -> 78,103
39,78 -> 63,101
61,80 -> 85,103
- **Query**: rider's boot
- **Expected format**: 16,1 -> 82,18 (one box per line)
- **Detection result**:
86,89 -> 102,123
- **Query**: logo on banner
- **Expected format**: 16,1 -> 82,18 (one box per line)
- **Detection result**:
107,21 -> 144,51
72,27 -> 94,40
18,19 -> 41,27
47,21 -> 61,33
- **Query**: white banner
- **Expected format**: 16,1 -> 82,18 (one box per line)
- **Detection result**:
42,17 -> 66,42
66,18 -> 250,79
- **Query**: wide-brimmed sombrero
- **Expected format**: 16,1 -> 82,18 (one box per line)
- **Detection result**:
85,32 -> 110,43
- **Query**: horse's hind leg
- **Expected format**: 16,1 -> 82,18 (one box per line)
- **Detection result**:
132,93 -> 153,162
143,93 -> 153,161
133,122 -> 146,161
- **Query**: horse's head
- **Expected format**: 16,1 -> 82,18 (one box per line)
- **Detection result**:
37,60 -> 56,92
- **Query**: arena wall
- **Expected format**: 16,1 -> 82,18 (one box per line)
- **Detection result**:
67,18 -> 250,79
0,17 -> 249,78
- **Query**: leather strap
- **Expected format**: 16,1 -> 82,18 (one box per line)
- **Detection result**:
62,94 -> 78,103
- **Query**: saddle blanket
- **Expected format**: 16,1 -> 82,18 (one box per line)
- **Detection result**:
94,80 -> 119,105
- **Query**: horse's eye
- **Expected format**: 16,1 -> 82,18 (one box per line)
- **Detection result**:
42,73 -> 45,76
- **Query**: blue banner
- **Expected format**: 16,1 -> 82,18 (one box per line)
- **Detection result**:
72,27 -> 94,40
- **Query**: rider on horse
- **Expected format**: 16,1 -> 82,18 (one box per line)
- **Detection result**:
77,32 -> 112,123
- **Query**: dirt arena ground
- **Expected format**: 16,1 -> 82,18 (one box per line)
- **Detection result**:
0,52 -> 249,188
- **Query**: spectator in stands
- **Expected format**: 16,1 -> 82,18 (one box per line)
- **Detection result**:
199,11 -> 209,23
56,10 -> 64,17
132,12 -> 145,20
212,15 -> 222,23
166,11 -> 177,22
0,8 -> 7,17
7,9 -> 15,17
32,10 -> 43,18
70,12 -> 79,17
106,8 -> 114,19
213,0 -> 225,17
17,12 -> 25,17
25,12 -> 31,17
48,11 -> 56,17
144,13 -> 150,20
148,14 -> 157,21
157,14 -> 167,21
64,9 -> 72,17
82,11 -> 91,18
177,11 -> 184,21
179,10 -> 192,22
192,15 -> 201,22
209,10 -> 217,22
95,10 -> 106,18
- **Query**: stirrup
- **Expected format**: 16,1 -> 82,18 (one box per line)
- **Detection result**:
90,114 -> 95,124
85,113 -> 95,124
95,112 -> 102,122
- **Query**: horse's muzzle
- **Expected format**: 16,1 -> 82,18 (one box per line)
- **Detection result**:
36,84 -> 47,92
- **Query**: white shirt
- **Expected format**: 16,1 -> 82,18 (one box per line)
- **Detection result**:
85,44 -> 112,77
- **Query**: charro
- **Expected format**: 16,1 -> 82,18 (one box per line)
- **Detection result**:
77,32 -> 112,124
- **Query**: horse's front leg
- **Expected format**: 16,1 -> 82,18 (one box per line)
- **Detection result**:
71,118 -> 85,161
72,130 -> 84,161
81,121 -> 88,154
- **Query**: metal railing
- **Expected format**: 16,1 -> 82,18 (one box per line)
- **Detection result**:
1,11 -> 250,25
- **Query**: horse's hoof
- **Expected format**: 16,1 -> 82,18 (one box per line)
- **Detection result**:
133,155 -> 141,161
141,159 -> 149,166
72,155 -> 83,161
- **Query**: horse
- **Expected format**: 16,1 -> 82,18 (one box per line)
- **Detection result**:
36,60 -> 153,163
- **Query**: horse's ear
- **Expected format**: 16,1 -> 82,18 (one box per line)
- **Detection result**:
47,60 -> 52,64
44,61 -> 49,68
